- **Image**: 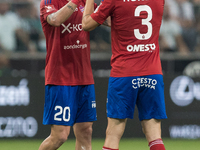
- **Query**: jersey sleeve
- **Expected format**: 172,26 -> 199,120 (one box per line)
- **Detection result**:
91,0 -> 114,24
94,3 -> 98,9
71,0 -> 79,6
40,0 -> 58,21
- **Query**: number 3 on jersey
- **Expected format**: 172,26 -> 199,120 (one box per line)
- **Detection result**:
134,5 -> 152,40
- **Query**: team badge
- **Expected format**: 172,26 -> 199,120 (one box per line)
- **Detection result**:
79,5 -> 85,13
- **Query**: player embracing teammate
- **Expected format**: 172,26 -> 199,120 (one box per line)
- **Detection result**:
81,0 -> 167,149
39,0 -> 167,149
39,0 -> 98,150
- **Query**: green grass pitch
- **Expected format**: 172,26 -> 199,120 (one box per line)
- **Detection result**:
0,138 -> 199,150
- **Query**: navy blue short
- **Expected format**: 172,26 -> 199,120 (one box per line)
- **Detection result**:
43,85 -> 97,126
107,75 -> 167,121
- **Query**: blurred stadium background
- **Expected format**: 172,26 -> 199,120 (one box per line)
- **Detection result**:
0,0 -> 200,149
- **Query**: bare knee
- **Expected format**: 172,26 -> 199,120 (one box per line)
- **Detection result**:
57,132 -> 69,143
50,132 -> 69,149
79,125 -> 93,139
74,122 -> 93,140
50,125 -> 71,148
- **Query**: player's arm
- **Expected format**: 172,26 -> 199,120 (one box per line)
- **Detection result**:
47,2 -> 77,27
102,16 -> 111,27
82,0 -> 100,31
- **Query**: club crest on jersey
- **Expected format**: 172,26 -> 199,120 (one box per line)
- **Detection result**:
79,5 -> 85,13
45,5 -> 56,13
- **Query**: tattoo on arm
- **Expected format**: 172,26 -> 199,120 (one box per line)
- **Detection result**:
67,5 -> 74,11
82,14 -> 91,20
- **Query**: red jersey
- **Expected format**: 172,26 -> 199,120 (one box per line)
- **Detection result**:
91,0 -> 164,77
40,0 -> 94,85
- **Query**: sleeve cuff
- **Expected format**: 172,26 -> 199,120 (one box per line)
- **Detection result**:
71,0 -> 79,6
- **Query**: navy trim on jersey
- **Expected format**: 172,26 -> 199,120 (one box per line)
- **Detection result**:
45,0 -> 52,5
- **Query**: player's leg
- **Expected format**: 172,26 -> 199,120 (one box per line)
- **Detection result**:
141,119 -> 161,142
103,117 -> 127,150
39,85 -> 80,150
137,75 -> 167,150
38,125 -> 70,150
73,122 -> 93,150
141,119 -> 166,150
104,77 -> 138,150
73,85 -> 97,150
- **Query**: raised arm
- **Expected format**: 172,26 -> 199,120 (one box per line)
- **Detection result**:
47,1 -> 77,26
82,0 -> 100,31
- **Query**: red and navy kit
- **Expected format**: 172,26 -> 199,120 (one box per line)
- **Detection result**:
40,0 -> 94,85
91,0 -> 164,77
90,0 -> 167,120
